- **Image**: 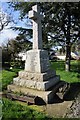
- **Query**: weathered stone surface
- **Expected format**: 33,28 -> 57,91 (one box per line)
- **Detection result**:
25,50 -> 50,73
18,70 -> 56,82
7,84 -> 55,103
13,75 -> 60,91
7,5 -> 62,104
29,5 -> 43,49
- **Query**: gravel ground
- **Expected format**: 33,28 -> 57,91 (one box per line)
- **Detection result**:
65,93 -> 80,118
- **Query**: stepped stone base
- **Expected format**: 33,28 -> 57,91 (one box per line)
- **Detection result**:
18,70 -> 56,82
7,49 -> 61,103
9,69 -> 60,103
7,84 -> 55,103
13,75 -> 60,91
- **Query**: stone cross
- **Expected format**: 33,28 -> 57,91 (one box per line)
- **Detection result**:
29,5 -> 43,49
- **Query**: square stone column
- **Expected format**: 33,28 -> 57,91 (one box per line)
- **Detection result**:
25,50 -> 50,73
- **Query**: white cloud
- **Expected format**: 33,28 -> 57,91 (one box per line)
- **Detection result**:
0,3 -> 18,45
0,29 -> 18,45
0,2 -> 32,46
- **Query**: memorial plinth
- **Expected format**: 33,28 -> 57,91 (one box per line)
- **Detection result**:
7,5 -> 60,103
25,50 -> 50,73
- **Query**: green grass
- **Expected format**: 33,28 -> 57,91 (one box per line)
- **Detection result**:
1,68 -> 53,119
2,70 -> 16,91
51,60 -> 80,83
1,60 -> 79,91
1,98 -> 79,120
1,68 -> 22,91
2,98 -> 50,120
1,60 -> 80,119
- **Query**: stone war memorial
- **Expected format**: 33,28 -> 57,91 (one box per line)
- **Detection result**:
7,5 -> 68,104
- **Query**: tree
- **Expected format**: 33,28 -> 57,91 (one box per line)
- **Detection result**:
2,43 -> 11,67
11,27 -> 32,51
8,2 -> 53,51
2,39 -> 20,64
41,3 -> 80,71
0,8 -> 11,32
9,2 -> 80,71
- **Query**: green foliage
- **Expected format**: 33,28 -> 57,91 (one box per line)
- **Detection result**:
41,2 -> 80,71
9,2 -> 80,71
0,71 -> 2,91
2,38 -> 32,67
2,98 -> 51,120
0,99 -> 2,118
10,61 -> 25,69
2,46 -> 11,65
10,2 -> 80,45
2,39 -> 20,66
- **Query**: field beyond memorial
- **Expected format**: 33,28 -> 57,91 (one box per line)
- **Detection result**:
51,60 -> 80,83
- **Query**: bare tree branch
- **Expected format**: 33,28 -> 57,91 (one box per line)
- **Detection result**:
0,8 -> 11,32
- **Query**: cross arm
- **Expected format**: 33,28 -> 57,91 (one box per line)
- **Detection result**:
29,10 -> 37,20
29,10 -> 43,21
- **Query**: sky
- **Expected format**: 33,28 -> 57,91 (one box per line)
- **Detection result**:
0,2 -> 32,46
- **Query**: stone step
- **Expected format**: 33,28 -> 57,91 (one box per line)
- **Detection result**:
6,92 -> 38,105
48,81 -> 66,91
48,81 -> 70,99
13,75 -> 60,91
7,84 -> 55,104
18,70 -> 56,82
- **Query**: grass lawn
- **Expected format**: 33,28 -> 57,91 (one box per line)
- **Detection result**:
51,60 -> 80,83
1,98 -> 50,120
0,69 -> 52,119
1,68 -> 21,91
0,60 -> 80,119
